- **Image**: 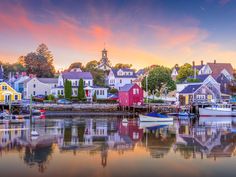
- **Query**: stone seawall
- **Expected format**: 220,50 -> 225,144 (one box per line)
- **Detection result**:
32,103 -> 119,112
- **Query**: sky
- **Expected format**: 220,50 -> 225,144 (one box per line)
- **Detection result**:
0,0 -> 236,70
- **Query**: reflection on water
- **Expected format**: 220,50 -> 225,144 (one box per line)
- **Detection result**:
1,116 -> 236,176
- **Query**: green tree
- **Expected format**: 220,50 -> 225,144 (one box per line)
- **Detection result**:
68,62 -> 84,71
114,63 -> 132,69
85,60 -> 98,71
64,80 -> 72,100
176,63 -> 194,82
109,88 -> 118,94
0,61 -> 26,79
84,60 -> 105,86
78,78 -> 85,101
36,43 -> 55,75
93,92 -> 97,102
141,66 -> 176,96
24,44 -> 55,77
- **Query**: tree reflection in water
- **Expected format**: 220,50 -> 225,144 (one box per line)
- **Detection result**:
24,145 -> 53,173
1,116 -> 236,175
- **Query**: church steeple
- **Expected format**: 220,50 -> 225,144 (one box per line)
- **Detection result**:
98,48 -> 111,71
101,48 -> 108,62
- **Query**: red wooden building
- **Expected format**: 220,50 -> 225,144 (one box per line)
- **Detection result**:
118,83 -> 144,106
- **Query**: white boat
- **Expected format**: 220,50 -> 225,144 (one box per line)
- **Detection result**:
139,121 -> 173,129
199,103 -> 235,117
139,112 -> 173,122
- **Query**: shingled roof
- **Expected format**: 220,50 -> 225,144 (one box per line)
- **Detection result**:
207,62 -> 234,78
179,84 -> 202,94
62,71 -> 93,80
111,68 -> 137,78
119,84 -> 135,91
188,74 -> 210,82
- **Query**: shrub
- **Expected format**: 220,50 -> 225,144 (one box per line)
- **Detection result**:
97,99 -> 118,104
109,88 -> 118,94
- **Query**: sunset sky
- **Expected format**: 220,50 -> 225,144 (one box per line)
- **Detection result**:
0,0 -> 236,70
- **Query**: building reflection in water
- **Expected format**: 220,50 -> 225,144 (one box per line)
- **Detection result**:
1,116 -> 236,172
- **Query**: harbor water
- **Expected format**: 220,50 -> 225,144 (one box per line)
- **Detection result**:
0,116 -> 236,177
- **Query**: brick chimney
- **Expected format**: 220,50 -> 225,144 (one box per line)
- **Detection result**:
214,60 -> 216,64
201,60 -> 203,66
192,61 -> 195,67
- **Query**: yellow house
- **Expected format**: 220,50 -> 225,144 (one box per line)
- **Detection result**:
0,82 -> 21,103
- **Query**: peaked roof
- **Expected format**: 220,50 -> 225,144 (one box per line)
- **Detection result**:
24,77 -> 58,84
193,64 -> 205,71
179,84 -> 202,94
136,69 -> 145,76
37,78 -> 58,84
188,74 -> 210,82
62,71 -> 93,80
207,62 -> 234,78
111,68 -> 137,78
120,84 -> 136,91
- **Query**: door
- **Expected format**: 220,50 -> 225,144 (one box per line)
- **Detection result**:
4,94 -> 10,103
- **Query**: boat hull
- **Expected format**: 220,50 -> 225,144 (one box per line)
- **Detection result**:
139,114 -> 173,122
199,108 -> 232,117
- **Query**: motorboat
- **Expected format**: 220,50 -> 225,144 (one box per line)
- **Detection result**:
139,121 -> 173,129
199,103 -> 235,117
139,112 -> 173,122
178,112 -> 195,118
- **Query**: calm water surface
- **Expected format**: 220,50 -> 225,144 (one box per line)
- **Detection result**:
0,116 -> 236,177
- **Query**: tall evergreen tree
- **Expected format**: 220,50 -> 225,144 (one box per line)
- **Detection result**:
64,80 -> 72,100
78,79 -> 85,101
93,92 -> 97,102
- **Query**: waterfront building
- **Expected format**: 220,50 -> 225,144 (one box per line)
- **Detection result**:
14,75 -> 30,95
107,68 -> 137,90
0,82 -> 21,103
176,74 -> 222,105
23,77 -> 58,99
118,83 -> 143,106
51,70 -> 108,100
97,48 -> 112,71
175,60 -> 234,105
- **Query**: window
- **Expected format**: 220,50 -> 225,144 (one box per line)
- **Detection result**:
196,95 -> 205,100
14,95 -> 18,100
88,81 -> 90,86
133,88 -> 139,95
2,86 -> 7,90
45,91 -> 47,95
120,79 -> 122,83
96,90 -> 99,95
33,84 -> 36,88
61,90 -> 64,95
33,91 -> 36,96
54,84 -> 57,88
58,90 -> 60,95
99,90 -> 104,95
75,81 -> 78,86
